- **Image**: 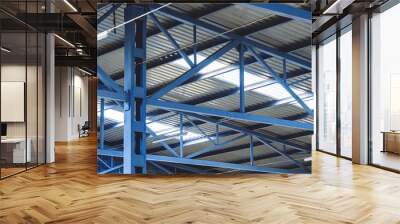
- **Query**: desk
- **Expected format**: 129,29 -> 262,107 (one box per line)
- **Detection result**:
382,131 -> 400,154
1,138 -> 31,163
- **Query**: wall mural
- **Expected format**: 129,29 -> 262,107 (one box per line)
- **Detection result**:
97,3 -> 313,175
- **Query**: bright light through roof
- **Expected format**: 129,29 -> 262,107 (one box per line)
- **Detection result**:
171,53 -> 307,100
148,121 -> 203,142
102,109 -> 203,140
102,109 -> 207,144
254,83 -> 304,100
104,109 -> 124,122
147,121 -> 172,135
173,55 -> 226,73
215,70 -> 264,87
173,54 -> 264,86
304,98 -> 314,110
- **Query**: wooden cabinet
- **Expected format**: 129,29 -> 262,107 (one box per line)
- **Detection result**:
382,132 -> 400,154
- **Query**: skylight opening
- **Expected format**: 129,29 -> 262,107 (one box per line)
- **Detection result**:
104,108 -> 124,122
102,109 -> 207,144
173,54 -> 226,73
172,53 -> 308,101
254,83 -> 305,100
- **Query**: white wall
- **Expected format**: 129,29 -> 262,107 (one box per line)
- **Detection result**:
1,64 -> 26,138
1,63 -> 46,164
54,67 -> 89,141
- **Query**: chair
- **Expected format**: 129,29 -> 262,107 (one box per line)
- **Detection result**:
79,121 -> 90,138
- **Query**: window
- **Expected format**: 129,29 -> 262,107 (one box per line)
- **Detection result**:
339,27 -> 352,158
317,36 -> 337,154
370,3 -> 400,171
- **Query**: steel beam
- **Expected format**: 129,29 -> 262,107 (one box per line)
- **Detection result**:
99,165 -> 123,174
149,161 -> 172,174
147,154 -> 304,174
97,89 -> 125,101
148,131 -> 311,160
152,5 -> 311,70
183,112 -> 310,152
256,137 -> 306,171
148,100 -> 313,130
97,66 -> 123,95
146,69 -> 309,118
149,13 -> 194,68
247,3 -> 311,23
98,4 -> 232,56
162,163 -> 209,174
109,19 -> 304,84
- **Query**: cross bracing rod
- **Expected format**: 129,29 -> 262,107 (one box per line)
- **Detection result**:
97,66 -> 123,95
147,127 -> 179,157
148,40 -> 239,101
107,110 -> 311,150
151,5 -> 311,70
149,12 -> 194,68
247,46 -> 314,116
145,70 -> 310,118
149,129 -> 312,158
108,16 -> 301,83
181,112 -> 310,152
178,113 -> 307,170
185,134 -> 247,159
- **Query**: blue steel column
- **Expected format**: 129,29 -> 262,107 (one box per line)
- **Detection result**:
193,25 -> 197,65
216,123 -> 219,144
250,135 -> 254,166
239,44 -> 245,113
123,5 -> 147,174
179,113 -> 184,157
99,98 -> 105,151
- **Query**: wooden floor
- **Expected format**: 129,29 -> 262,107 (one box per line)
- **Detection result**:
1,136 -> 400,224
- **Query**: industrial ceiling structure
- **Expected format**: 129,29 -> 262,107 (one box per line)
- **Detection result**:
0,0 -> 97,73
97,3 -> 313,174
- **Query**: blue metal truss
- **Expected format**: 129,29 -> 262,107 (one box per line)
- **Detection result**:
147,100 -> 313,131
148,40 -> 240,101
97,3 -> 312,174
247,46 -> 314,116
150,5 -> 311,70
247,3 -> 311,23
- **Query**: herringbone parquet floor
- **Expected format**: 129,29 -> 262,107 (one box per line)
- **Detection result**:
1,136 -> 400,224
